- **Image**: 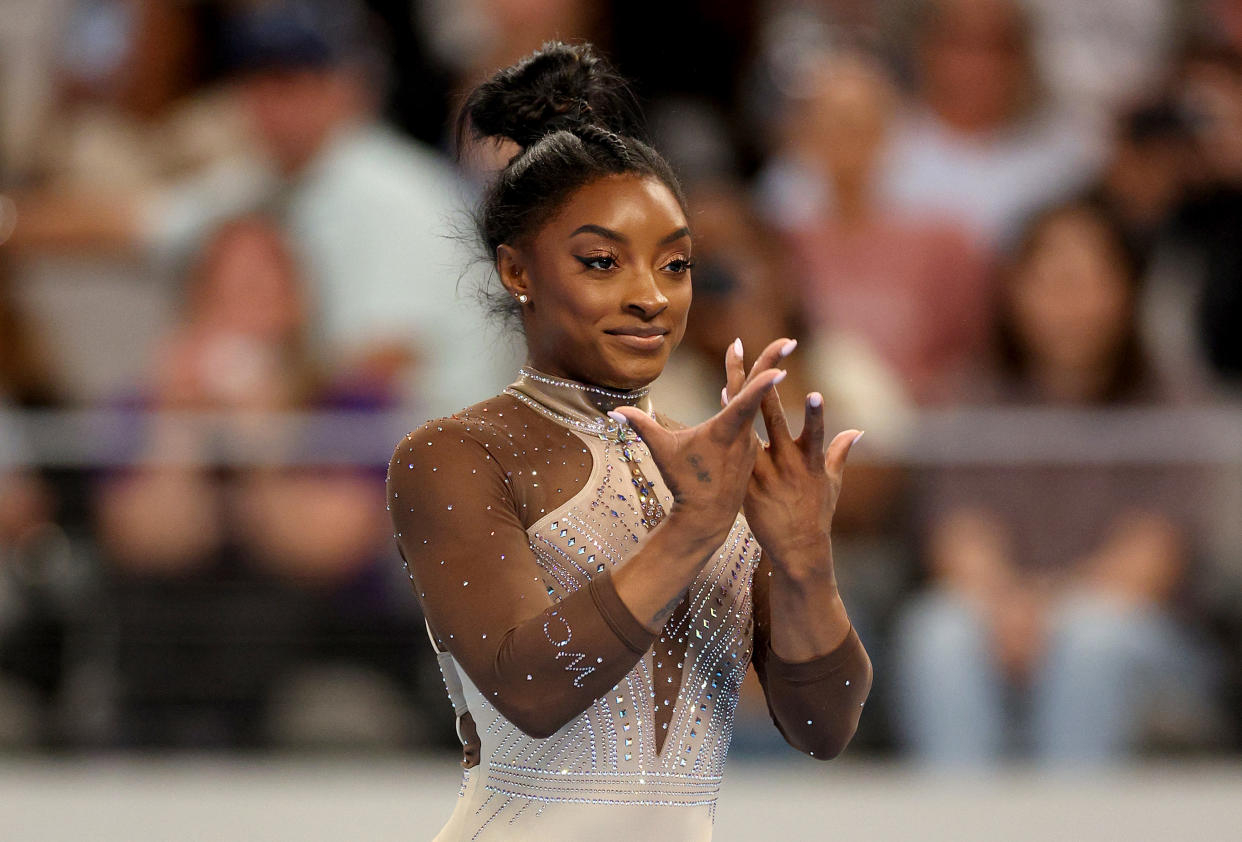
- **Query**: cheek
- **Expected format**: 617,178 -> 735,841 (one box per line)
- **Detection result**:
530,275 -> 609,344
551,282 -> 614,329
667,283 -> 693,345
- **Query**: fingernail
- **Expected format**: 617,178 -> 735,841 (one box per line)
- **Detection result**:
779,339 -> 798,358
772,369 -> 787,384
733,337 -> 743,357
721,386 -> 730,405
808,392 -> 822,408
852,430 -> 865,445
607,410 -> 629,426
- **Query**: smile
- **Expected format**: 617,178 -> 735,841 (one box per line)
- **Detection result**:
604,327 -> 668,352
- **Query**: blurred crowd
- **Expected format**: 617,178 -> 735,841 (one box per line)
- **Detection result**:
2,0 -> 1241,765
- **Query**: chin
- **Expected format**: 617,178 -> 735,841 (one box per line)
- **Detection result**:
595,352 -> 668,391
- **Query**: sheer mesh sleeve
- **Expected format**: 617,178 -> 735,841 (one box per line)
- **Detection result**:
750,554 -> 872,759
387,412 -> 657,739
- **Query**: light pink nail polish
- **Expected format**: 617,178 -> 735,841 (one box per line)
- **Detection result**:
607,410 -> 629,426
772,369 -> 787,384
852,430 -> 865,445
779,339 -> 798,358
721,386 -> 729,405
808,392 -> 823,408
733,337 -> 743,357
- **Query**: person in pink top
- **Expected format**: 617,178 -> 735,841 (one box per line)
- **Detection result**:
782,51 -> 990,406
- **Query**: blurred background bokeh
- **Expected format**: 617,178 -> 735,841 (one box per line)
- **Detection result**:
2,0 -> 1242,835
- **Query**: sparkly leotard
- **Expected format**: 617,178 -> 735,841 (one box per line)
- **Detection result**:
386,368 -> 870,841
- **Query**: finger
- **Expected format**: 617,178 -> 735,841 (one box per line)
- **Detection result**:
717,368 -> 786,438
798,392 -> 826,467
723,337 -> 745,402
758,376 -> 792,450
743,338 -> 797,388
825,428 -> 864,481
608,407 -> 672,459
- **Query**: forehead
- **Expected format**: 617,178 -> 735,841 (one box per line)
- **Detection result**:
541,174 -> 688,240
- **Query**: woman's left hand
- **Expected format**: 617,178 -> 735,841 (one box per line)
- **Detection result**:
722,338 -> 861,580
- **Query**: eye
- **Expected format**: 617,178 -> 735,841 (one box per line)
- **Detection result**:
664,257 -> 696,274
575,254 -> 617,271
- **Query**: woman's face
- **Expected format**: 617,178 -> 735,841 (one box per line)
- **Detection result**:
1009,210 -> 1131,375
921,0 -> 1028,132
501,174 -> 693,390
194,223 -> 306,342
801,55 -> 894,184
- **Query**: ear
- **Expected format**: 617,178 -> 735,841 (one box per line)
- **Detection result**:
496,244 -> 531,301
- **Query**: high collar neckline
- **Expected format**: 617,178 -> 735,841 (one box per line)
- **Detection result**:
505,366 -> 654,437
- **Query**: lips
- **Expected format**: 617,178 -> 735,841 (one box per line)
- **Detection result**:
604,325 -> 669,338
604,325 -> 669,351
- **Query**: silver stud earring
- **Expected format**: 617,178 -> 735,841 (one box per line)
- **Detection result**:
517,294 -> 529,304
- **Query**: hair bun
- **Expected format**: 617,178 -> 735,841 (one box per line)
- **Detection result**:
460,42 -> 642,150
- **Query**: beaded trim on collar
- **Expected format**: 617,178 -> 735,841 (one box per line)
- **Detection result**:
504,366 -> 655,442
516,367 -> 651,401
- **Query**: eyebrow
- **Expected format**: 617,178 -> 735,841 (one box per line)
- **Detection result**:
569,224 -> 692,246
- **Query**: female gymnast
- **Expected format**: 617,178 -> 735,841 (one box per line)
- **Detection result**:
386,41 -> 871,840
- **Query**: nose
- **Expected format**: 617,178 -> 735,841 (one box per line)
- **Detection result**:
624,268 -> 669,319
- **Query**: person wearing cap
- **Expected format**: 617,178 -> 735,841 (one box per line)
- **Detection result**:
12,0 -> 510,417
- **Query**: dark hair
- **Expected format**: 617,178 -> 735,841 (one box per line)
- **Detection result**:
994,198 -> 1154,403
456,42 -> 687,325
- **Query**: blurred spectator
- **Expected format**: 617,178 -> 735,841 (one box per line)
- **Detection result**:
1085,99 -> 1207,390
611,0 -> 762,171
0,0 -> 73,183
0,255 -> 60,411
1175,43 -> 1242,388
1089,102 -> 1192,264
893,200 -> 1219,766
779,51 -> 990,410
1023,0 -> 1181,127
0,255 -> 63,746
1094,43 -> 1242,395
1195,0 -> 1242,52
353,0 -> 453,148
31,0 -> 253,194
880,0 -> 1103,250
420,0 -> 603,97
13,0 -> 512,416
93,217 -> 423,748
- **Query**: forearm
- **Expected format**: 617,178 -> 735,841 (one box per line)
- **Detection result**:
611,508 -> 733,633
479,569 -> 657,738
484,512 -> 730,736
756,625 -> 872,759
765,535 -> 852,661
754,538 -> 872,759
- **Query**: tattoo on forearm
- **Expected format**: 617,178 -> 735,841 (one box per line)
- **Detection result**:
686,454 -> 711,483
652,592 -> 682,626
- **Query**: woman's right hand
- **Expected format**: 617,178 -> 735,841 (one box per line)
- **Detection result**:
610,338 -> 791,545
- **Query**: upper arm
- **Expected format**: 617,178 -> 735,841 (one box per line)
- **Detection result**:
386,419 -> 556,674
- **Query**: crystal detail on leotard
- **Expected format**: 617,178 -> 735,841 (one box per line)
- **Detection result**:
503,386 -> 650,443
428,371 -> 759,834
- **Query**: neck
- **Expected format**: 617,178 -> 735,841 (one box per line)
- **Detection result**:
505,365 -> 654,439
